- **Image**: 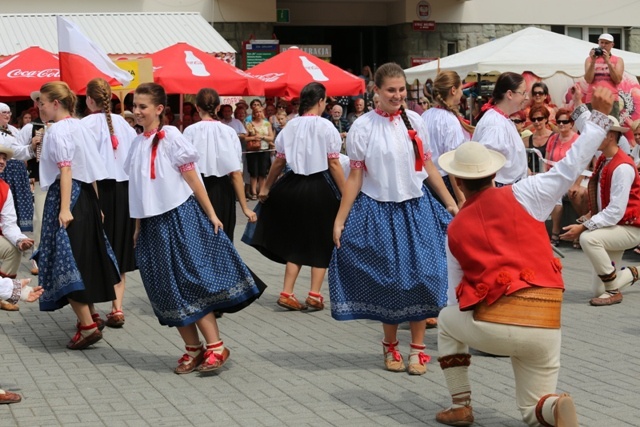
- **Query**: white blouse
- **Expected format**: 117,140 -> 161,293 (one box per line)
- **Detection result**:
422,107 -> 470,177
125,126 -> 200,219
474,108 -> 528,185
0,124 -> 33,161
80,113 -> 137,182
347,109 -> 431,203
39,118 -> 109,191
275,116 -> 341,176
183,120 -> 242,177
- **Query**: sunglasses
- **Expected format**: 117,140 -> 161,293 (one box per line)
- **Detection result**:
556,119 -> 572,125
277,105 -> 286,109
420,101 -> 429,105
510,119 -> 524,124
531,117 -> 546,122
532,91 -> 546,96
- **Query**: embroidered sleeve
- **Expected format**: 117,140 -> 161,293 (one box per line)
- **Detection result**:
178,162 -> 195,173
571,104 -> 589,122
327,152 -> 340,159
350,160 -> 366,169
583,218 -> 598,231
276,151 -> 286,159
57,160 -> 71,168
7,279 -> 21,305
423,151 -> 432,162
588,110 -> 612,132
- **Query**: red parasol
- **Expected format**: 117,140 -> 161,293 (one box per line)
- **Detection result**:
247,47 -> 365,99
148,43 -> 264,95
0,47 -> 60,99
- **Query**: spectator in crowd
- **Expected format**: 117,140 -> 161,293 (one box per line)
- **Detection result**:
524,82 -> 558,127
347,98 -> 366,125
525,105 -> 554,174
327,104 -> 350,142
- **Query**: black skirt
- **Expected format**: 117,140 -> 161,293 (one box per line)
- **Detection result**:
202,174 -> 237,242
65,183 -> 120,304
249,170 -> 340,268
98,179 -> 137,273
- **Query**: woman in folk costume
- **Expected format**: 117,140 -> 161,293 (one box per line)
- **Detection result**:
247,82 -> 345,311
126,83 -> 264,374
330,63 -> 457,375
35,81 -> 120,350
0,103 -> 33,232
80,78 -> 137,328
183,87 -> 257,242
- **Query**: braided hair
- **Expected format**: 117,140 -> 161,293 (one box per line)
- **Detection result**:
433,71 -> 475,135
195,88 -> 220,120
299,82 -> 326,115
86,78 -> 115,142
476,72 -> 524,121
135,83 -> 167,149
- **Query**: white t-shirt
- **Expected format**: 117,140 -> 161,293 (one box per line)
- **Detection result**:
125,126 -> 200,219
347,109 -> 431,202
80,113 -> 137,182
275,115 -> 341,176
183,120 -> 242,177
422,107 -> 470,177
39,118 -> 109,191
474,108 -> 528,184
221,118 -> 247,135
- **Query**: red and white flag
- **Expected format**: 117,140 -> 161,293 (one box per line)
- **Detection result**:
57,16 -> 132,93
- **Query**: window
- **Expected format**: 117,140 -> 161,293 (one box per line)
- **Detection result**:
447,42 -> 457,56
566,26 -> 624,49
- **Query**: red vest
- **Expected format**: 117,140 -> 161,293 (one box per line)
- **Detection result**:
0,179 -> 8,236
592,149 -> 640,226
448,186 -> 564,311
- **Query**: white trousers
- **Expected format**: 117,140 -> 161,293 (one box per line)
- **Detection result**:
438,305 -> 561,427
580,225 -> 640,296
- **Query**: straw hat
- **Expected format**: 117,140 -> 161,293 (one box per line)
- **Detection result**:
438,141 -> 506,179
0,145 -> 14,160
608,116 -> 629,133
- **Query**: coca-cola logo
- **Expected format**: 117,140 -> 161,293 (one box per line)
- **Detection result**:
6,68 -> 60,78
249,72 -> 285,83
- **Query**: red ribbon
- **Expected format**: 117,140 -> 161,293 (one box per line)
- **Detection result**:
110,134 -> 119,150
408,130 -> 425,171
374,108 -> 401,121
146,129 -> 165,179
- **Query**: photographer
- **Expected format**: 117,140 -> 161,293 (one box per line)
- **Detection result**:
585,33 -> 624,86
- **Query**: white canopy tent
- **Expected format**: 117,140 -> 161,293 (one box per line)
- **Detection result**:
405,27 -> 640,106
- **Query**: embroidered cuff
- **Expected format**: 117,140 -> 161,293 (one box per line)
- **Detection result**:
583,219 -> 597,231
178,162 -> 195,173
350,160 -> 365,169
275,152 -> 286,159
327,152 -> 340,159
571,104 -> 588,121
588,110 -> 612,132
8,279 -> 21,305
423,151 -> 432,162
57,160 -> 71,168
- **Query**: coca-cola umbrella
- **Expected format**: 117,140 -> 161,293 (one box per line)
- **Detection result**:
0,46 -> 60,99
247,47 -> 365,98
148,42 -> 265,95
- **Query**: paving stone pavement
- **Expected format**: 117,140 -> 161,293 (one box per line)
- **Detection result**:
1,203 -> 639,426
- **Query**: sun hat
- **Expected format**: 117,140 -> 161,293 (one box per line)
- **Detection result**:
438,141 -> 506,179
599,33 -> 614,42
30,91 -> 41,102
0,145 -> 14,160
608,116 -> 629,133
124,110 -> 135,119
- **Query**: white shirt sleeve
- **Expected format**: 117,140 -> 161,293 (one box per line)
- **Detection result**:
446,239 -> 462,306
513,111 -> 610,221
0,190 -> 28,247
587,163 -> 635,229
0,277 -> 16,301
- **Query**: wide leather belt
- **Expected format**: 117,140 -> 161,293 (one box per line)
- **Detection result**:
473,287 -> 562,329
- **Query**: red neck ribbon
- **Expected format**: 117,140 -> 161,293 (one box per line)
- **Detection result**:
144,128 -> 166,179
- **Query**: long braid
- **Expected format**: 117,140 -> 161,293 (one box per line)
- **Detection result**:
102,91 -> 115,139
152,113 -> 164,149
399,105 -> 422,165
435,92 -> 475,135
205,103 -> 217,121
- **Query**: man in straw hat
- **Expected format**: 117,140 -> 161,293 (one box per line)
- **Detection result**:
560,113 -> 640,306
433,86 -> 619,427
0,145 -> 36,312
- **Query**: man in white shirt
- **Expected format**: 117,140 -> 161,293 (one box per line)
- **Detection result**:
561,115 -> 640,306
0,146 -> 35,311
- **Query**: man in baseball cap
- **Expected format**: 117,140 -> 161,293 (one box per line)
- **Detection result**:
585,33 -> 624,87
433,86 -> 616,427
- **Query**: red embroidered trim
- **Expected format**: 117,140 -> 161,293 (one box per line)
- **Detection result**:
275,152 -> 286,159
327,152 -> 340,159
350,159 -> 366,169
57,160 -> 71,168
491,105 -> 511,119
178,162 -> 195,173
375,108 -> 401,121
424,151 -> 432,162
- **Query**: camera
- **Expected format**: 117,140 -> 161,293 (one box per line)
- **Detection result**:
594,47 -> 604,57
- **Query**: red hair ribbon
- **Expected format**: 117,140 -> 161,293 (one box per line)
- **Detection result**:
407,130 -> 425,171
149,129 -> 166,179
110,135 -> 119,150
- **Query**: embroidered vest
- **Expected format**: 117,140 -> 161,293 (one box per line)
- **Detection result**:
589,149 -> 640,226
448,186 -> 564,311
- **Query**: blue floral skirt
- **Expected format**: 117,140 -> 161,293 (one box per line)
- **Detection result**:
0,160 -> 33,231
37,180 -> 120,311
329,186 -> 451,323
136,196 -> 265,327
